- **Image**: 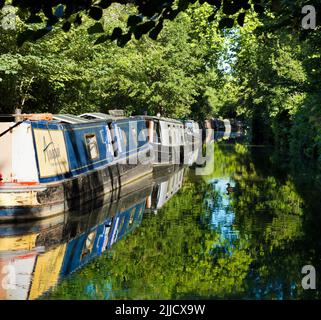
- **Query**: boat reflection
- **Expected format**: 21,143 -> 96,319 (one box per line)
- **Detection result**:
0,165 -> 187,300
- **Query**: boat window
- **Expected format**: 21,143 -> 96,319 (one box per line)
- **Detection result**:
85,134 -> 99,160
173,127 -> 177,145
168,125 -> 172,145
120,128 -> 128,151
108,123 -> 119,157
130,124 -> 138,148
115,123 -> 130,154
106,126 -> 114,156
153,122 -> 161,143
138,121 -> 148,147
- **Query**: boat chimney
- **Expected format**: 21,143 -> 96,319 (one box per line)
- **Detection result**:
14,108 -> 22,123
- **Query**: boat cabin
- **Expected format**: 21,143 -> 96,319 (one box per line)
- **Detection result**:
142,116 -> 186,165
0,113 -> 152,221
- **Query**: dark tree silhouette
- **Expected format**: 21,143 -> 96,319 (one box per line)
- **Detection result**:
1,0 -> 266,45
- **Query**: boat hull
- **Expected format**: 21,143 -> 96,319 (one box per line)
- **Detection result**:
0,158 -> 152,222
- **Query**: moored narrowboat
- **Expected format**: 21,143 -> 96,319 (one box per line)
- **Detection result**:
143,116 -> 186,165
183,120 -> 202,165
0,113 -> 152,222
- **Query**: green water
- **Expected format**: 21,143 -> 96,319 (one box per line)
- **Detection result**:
46,142 -> 321,300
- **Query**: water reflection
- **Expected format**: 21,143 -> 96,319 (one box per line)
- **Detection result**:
0,166 -> 186,300
1,136 -> 321,300
46,142 -> 321,300
205,179 -> 239,249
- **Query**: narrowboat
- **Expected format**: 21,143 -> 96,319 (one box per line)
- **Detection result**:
142,116 -> 201,166
204,118 -> 225,132
140,116 -> 185,165
183,120 -> 202,166
0,113 -> 152,222
205,118 -> 243,135
222,119 -> 232,140
205,118 -> 245,142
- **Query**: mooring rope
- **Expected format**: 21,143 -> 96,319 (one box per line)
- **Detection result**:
0,120 -> 25,139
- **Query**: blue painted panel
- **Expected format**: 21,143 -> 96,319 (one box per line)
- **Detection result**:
30,118 -> 148,183
59,200 -> 145,277
63,123 -> 113,175
30,121 -> 115,183
112,118 -> 149,157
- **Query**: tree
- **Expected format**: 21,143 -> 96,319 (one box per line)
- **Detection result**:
0,0 -> 265,46
0,3 -> 224,118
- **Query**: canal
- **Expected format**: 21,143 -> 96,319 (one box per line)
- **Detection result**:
1,137 -> 321,300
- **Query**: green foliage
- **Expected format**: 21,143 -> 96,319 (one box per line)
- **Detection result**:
205,4 -> 321,163
0,4 -> 224,119
1,0 -> 262,46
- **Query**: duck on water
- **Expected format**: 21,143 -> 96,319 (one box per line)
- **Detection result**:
0,112 -> 200,222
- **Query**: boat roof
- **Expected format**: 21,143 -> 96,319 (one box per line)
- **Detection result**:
79,112 -> 126,121
53,113 -> 127,124
140,115 -> 183,125
53,114 -> 91,124
0,112 -> 183,125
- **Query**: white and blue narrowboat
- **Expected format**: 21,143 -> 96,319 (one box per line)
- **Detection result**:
0,113 -> 152,222
84,114 -> 199,166
143,116 -> 187,165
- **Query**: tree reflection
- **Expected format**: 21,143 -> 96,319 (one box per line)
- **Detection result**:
48,143 -> 321,300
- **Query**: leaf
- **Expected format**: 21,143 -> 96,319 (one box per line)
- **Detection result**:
88,22 -> 104,34
237,12 -> 246,27
127,15 -> 143,27
254,4 -> 264,15
88,6 -> 103,21
94,34 -> 110,45
110,27 -> 123,41
62,21 -> 71,32
219,17 -> 234,29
